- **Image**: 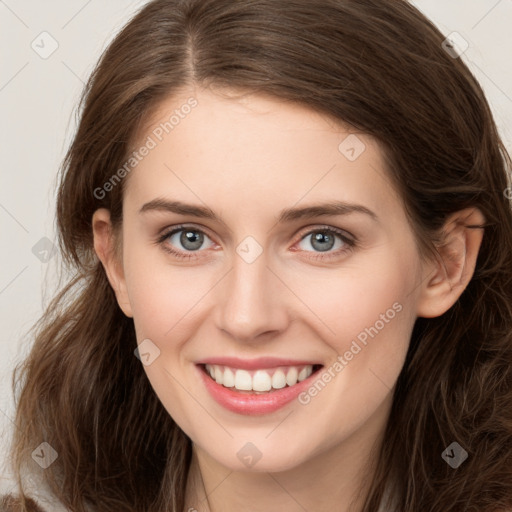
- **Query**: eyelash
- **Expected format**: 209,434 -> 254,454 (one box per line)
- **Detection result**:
156,224 -> 357,262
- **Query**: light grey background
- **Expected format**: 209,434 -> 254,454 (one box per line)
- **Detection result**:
1,0 -> 511,491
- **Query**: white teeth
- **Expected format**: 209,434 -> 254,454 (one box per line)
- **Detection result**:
204,364 -> 315,392
223,367 -> 235,387
298,366 -> 312,381
286,367 -> 298,386
272,370 -> 287,389
252,370 -> 272,392
234,369 -> 253,390
214,366 -> 223,385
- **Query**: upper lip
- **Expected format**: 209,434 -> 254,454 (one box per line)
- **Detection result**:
195,356 -> 322,370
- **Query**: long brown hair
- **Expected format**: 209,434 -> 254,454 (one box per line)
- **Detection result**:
7,0 -> 512,510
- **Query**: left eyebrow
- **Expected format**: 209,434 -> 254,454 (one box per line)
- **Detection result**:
277,201 -> 378,223
139,198 -> 378,224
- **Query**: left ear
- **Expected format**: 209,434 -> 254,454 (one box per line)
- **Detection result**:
416,207 -> 486,319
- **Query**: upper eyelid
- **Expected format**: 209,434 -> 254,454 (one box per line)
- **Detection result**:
160,223 -> 217,240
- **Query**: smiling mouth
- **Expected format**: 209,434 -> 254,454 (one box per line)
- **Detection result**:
200,363 -> 323,394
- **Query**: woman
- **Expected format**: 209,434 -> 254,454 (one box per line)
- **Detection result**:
3,0 -> 512,510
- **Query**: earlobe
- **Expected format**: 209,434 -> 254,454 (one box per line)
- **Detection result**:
416,207 -> 486,319
92,208 -> 133,318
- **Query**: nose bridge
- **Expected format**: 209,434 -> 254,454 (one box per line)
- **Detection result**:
215,241 -> 288,341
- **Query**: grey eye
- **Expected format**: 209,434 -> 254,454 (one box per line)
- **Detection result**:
309,232 -> 336,252
168,229 -> 209,251
297,230 -> 347,253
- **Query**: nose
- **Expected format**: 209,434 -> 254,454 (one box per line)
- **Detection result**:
214,246 -> 290,344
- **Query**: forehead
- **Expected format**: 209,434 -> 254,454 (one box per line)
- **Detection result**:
123,87 -> 403,222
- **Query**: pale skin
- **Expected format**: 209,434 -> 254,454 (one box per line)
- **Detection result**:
93,86 -> 485,512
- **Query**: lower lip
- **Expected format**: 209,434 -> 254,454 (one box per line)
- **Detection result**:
197,365 -> 321,415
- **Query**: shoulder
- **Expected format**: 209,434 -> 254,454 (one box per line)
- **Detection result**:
0,494 -> 47,512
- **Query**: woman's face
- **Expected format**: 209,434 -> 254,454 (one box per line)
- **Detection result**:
106,87 -> 431,472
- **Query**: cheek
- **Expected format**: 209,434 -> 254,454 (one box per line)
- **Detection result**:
290,264 -> 416,450
122,240 -> 215,338
292,252 -> 416,342
292,250 -> 418,388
